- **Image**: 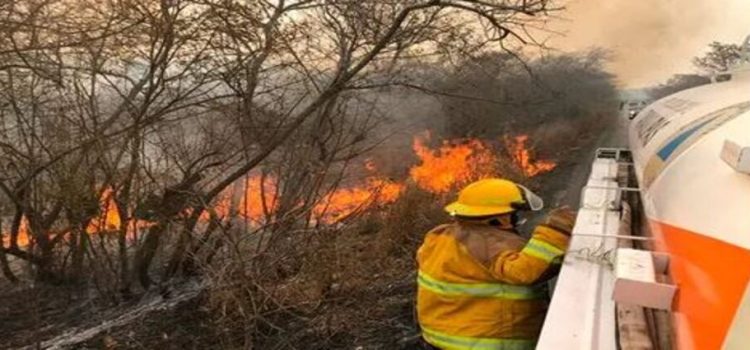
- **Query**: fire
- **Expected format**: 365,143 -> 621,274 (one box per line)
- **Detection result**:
0,132 -> 558,240
16,217 -> 31,247
86,188 -> 122,234
210,168 -> 403,225
409,133 -> 496,193
313,178 -> 403,223
1,215 -> 31,248
221,133 -> 554,225
506,135 -> 557,177
238,175 -> 277,222
203,175 -> 277,223
2,188 -> 126,248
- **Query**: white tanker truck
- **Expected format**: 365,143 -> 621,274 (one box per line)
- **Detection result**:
537,36 -> 750,350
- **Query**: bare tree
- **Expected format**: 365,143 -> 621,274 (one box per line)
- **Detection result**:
142,0 -> 560,289
0,0 -> 561,293
430,49 -> 617,139
0,0 -> 220,287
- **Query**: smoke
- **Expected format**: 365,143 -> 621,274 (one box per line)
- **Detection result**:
549,0 -> 750,87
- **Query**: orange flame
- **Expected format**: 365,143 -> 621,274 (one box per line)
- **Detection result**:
210,163 -> 405,225
1,215 -> 31,248
1,132 -> 557,239
86,188 -> 122,234
313,178 -> 403,223
205,174 -> 278,224
3,188 -> 130,248
409,133 -> 496,193
208,170 -> 404,225
238,175 -> 277,222
506,135 -> 557,177
16,216 -> 31,247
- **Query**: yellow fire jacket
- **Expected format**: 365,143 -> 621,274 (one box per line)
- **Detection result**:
416,222 -> 570,350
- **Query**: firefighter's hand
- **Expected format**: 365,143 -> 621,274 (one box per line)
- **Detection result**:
542,207 -> 577,235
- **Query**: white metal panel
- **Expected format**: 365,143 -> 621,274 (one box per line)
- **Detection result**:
720,139 -> 750,174
581,179 -> 620,210
590,158 -> 619,181
537,158 -> 621,350
613,249 -> 677,311
615,248 -> 656,282
537,208 -> 620,350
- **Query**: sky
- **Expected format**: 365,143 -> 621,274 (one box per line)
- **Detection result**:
547,0 -> 750,88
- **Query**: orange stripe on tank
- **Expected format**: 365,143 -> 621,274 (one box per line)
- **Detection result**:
651,220 -> 750,350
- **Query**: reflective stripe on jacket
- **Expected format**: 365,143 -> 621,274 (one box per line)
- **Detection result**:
416,223 -> 570,350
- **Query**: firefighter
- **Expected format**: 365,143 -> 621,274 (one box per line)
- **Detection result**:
416,178 -> 576,350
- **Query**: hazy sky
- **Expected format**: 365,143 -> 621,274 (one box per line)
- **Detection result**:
548,0 -> 750,88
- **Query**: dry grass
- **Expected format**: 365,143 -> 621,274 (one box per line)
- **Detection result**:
203,185 -> 448,349
199,135 -> 601,349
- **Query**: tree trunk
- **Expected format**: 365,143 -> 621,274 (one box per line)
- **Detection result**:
0,221 -> 19,283
134,222 -> 166,289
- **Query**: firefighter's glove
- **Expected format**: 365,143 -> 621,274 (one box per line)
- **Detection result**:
542,207 -> 577,235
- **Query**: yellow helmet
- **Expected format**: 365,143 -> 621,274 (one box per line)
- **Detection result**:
444,178 -> 544,217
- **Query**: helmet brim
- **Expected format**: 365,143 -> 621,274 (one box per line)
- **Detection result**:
444,202 -> 515,217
